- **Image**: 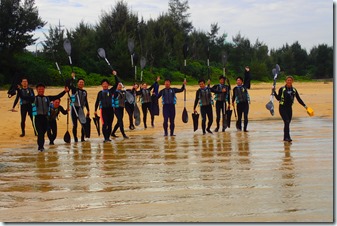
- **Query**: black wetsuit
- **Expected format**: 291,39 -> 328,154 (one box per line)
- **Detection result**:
12,87 -> 35,136
232,85 -> 250,131
47,105 -> 67,144
244,70 -> 251,89
18,90 -> 67,151
274,86 -> 306,141
125,88 -> 136,130
193,87 -> 214,134
211,84 -> 230,131
94,77 -> 119,142
112,90 -> 128,138
157,84 -> 185,136
70,88 -> 89,142
136,82 -> 156,128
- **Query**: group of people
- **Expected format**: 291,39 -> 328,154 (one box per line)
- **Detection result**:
11,66 -> 309,151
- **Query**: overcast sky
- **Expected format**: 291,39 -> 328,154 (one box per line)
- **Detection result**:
29,0 -> 333,53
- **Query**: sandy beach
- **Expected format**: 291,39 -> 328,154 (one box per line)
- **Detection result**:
0,81 -> 333,222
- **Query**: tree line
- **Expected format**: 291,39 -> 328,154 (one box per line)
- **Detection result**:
0,0 -> 333,87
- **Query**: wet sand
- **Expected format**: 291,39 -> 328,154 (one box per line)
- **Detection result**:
0,82 -> 333,222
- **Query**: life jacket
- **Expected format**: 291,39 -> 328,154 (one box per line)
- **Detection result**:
114,90 -> 126,108
214,84 -> 227,102
19,88 -> 34,105
49,103 -> 60,120
234,86 -> 249,103
141,88 -> 151,104
280,86 -> 297,106
99,90 -> 114,109
162,88 -> 176,105
199,87 -> 213,106
32,96 -> 50,116
71,89 -> 87,107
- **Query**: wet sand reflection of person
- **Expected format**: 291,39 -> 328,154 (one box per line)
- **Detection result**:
163,137 -> 178,165
216,132 -> 232,165
35,151 -> 59,192
280,143 -> 295,187
236,132 -> 251,169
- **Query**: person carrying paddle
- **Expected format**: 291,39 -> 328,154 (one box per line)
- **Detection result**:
136,77 -> 160,128
111,82 -> 129,139
157,78 -> 186,136
17,84 -> 68,151
125,83 -> 139,130
193,79 -> 214,135
211,75 -> 230,132
94,71 -> 119,142
273,76 -> 308,142
11,77 -> 36,137
232,76 -> 250,132
69,77 -> 90,142
47,98 -> 68,145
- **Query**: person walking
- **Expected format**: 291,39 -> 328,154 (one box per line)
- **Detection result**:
17,84 -> 68,151
157,78 -> 186,136
47,98 -> 68,145
111,82 -> 129,139
69,77 -> 90,142
211,75 -> 230,132
11,77 -> 36,137
273,76 -> 308,142
232,76 -> 250,132
94,70 -> 119,142
193,79 -> 214,135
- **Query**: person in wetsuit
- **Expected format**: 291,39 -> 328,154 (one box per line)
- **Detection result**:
136,77 -> 160,128
94,71 -> 119,142
18,83 -> 68,151
111,82 -> 129,139
193,79 -> 214,135
273,76 -> 308,142
125,83 -> 139,130
157,78 -> 186,136
11,77 -> 35,137
69,77 -> 90,142
232,76 -> 250,132
47,98 -> 68,145
211,75 -> 230,132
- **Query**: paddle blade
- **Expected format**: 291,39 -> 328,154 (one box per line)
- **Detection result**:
182,108 -> 188,123
63,131 -> 71,143
97,48 -> 106,59
226,110 -> 232,128
126,91 -> 135,104
222,53 -> 227,66
275,64 -> 281,74
266,101 -> 274,116
140,56 -> 146,70
192,112 -> 199,131
84,117 -> 91,138
128,38 -> 135,54
78,108 -> 87,124
306,107 -> 314,117
134,103 -> 141,126
93,115 -> 101,136
63,39 -> 72,56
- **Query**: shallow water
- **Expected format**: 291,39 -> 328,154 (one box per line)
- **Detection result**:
0,118 -> 333,222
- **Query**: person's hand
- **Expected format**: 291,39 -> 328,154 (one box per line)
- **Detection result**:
194,109 -> 197,114
228,105 -> 231,110
222,88 -> 226,93
11,108 -> 17,112
94,111 -> 98,116
64,86 -> 69,92
207,79 -> 210,85
156,76 -> 160,82
183,78 -> 187,85
87,111 -> 90,117
112,70 -> 117,76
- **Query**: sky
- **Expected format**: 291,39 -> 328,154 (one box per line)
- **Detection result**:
28,0 -> 333,53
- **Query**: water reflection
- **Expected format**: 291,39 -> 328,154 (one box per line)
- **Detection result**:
236,132 -> 251,169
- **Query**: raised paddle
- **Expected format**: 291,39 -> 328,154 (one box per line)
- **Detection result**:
182,43 -> 189,123
140,56 -> 146,82
266,64 -> 280,116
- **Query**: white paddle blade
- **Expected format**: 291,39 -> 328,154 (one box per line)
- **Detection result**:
128,38 -> 135,54
63,39 -> 72,56
140,56 -> 146,70
97,48 -> 106,59
275,64 -> 281,74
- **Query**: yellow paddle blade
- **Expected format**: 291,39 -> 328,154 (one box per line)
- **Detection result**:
306,107 -> 314,117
